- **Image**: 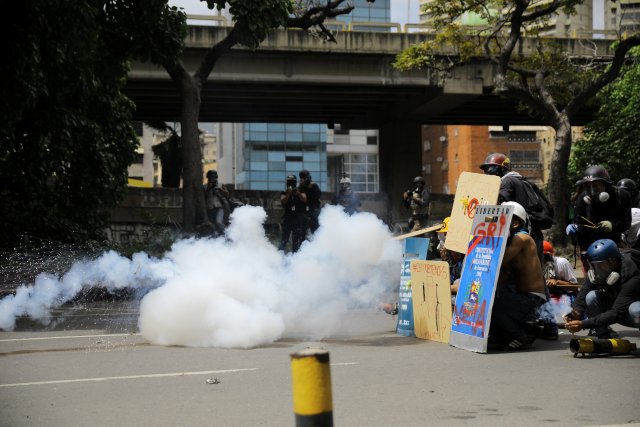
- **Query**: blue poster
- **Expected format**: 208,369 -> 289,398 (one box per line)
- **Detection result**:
397,237 -> 429,337
449,205 -> 513,353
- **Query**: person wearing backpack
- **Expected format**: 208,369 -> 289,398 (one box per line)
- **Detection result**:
564,239 -> 640,338
480,153 -> 553,263
481,153 -> 558,340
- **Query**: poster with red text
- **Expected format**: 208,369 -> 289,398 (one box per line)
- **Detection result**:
449,204 -> 513,353
411,260 -> 452,344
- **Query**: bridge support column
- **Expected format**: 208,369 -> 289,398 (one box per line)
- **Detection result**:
379,120 -> 423,230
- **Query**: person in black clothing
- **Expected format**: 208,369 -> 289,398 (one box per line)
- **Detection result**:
402,176 -> 430,231
617,178 -> 640,209
565,239 -> 640,338
480,152 -> 545,262
299,169 -> 322,234
566,165 -> 632,255
204,170 -> 231,236
279,174 -> 307,252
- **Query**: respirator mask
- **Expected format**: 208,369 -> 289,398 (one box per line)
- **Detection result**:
583,181 -> 610,205
587,260 -> 620,286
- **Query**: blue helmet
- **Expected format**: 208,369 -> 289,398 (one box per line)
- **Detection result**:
586,239 -> 620,263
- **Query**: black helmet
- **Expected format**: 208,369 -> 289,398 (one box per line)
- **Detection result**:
299,169 -> 311,180
414,176 -> 425,184
480,153 -> 511,176
286,174 -> 297,185
581,165 -> 612,184
617,178 -> 637,193
206,170 -> 218,179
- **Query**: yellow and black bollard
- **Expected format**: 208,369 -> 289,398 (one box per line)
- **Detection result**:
570,338 -> 637,357
290,348 -> 333,427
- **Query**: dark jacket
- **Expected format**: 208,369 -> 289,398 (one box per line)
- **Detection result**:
573,187 -> 631,249
573,251 -> 640,329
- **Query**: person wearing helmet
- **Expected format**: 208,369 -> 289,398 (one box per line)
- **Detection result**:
617,178 -> 640,208
489,201 -> 547,350
299,169 -> 322,234
204,170 -> 231,236
279,174 -> 307,252
541,240 -> 579,295
566,166 -> 632,264
402,176 -> 430,231
333,174 -> 361,215
564,239 -> 640,339
480,152 -> 549,263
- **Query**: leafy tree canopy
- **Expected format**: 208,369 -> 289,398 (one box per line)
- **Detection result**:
0,0 -> 185,244
570,47 -> 640,185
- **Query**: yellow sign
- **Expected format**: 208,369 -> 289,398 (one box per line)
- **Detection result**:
410,260 -> 452,344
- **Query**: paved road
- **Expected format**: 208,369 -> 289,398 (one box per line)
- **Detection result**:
0,303 -> 639,427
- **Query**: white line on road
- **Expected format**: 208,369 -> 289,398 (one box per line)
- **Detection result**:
0,368 -> 259,388
0,333 -> 139,342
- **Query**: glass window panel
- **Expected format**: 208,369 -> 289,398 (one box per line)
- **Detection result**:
303,124 -> 321,132
248,123 -> 267,132
285,132 -> 303,142
366,154 -> 378,163
251,151 -> 268,161
269,123 -> 285,132
304,162 -> 320,172
269,171 -> 287,181
367,183 -> 378,192
267,181 -> 282,191
367,164 -> 378,173
253,181 -> 268,191
268,152 -> 285,161
304,152 -> 321,162
271,161 -> 286,171
252,171 -> 268,180
268,132 -> 285,142
351,164 -> 367,173
302,133 -> 321,142
286,123 -> 303,132
287,161 -> 303,171
351,173 -> 366,183
249,131 -> 268,141
253,162 -> 268,171
352,183 -> 366,192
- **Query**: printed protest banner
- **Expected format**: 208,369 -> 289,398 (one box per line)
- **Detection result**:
449,204 -> 513,353
444,172 -> 501,254
396,237 -> 430,337
411,260 -> 452,343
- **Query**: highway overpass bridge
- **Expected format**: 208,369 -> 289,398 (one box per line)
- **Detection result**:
125,25 -> 613,218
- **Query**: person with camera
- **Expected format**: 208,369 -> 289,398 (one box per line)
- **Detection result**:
279,174 -> 307,252
402,176 -> 430,231
299,169 -> 322,234
204,170 -> 231,236
564,239 -> 640,339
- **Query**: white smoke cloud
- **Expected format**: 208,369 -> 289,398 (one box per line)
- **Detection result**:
0,205 -> 402,348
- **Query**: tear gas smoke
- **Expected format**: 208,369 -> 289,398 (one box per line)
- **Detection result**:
538,295 -> 573,324
0,205 -> 402,348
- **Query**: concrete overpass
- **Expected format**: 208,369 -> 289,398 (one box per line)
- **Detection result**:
125,25 -> 613,222
126,25 -> 612,128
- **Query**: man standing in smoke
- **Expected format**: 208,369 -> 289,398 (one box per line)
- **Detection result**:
299,169 -> 322,234
204,170 -> 231,236
279,174 -> 307,252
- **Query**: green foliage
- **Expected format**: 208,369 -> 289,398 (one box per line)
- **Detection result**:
205,0 -> 294,48
0,0 -> 185,244
569,48 -> 640,184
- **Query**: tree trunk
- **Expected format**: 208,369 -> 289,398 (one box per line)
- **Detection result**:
179,74 -> 206,232
548,116 -> 572,245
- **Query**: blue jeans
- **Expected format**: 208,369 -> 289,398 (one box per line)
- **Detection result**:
585,290 -> 640,336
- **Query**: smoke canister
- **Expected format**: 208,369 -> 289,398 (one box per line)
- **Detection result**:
570,338 -> 637,355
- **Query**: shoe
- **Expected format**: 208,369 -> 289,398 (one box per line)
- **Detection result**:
499,336 -> 532,351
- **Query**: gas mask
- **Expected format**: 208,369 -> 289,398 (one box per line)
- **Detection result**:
587,260 -> 620,286
583,181 -> 610,205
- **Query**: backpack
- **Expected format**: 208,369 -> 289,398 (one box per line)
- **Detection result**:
519,177 -> 554,230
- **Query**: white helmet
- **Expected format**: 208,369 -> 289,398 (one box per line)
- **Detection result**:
340,176 -> 351,185
502,201 -> 528,224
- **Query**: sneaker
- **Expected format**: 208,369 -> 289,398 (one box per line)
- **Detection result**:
499,336 -> 532,351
